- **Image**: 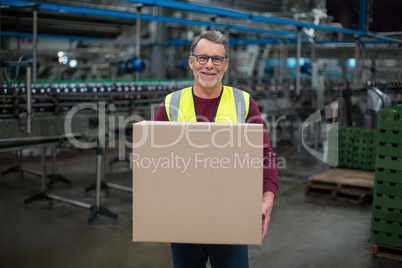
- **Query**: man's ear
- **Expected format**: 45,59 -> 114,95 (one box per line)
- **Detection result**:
188,56 -> 194,70
224,59 -> 229,72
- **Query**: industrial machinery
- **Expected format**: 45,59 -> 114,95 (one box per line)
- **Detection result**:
0,73 -> 192,222
364,87 -> 392,129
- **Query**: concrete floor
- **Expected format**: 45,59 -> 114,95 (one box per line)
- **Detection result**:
0,147 -> 401,268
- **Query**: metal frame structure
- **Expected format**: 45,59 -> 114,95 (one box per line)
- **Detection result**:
3,0 -> 402,42
3,0 -> 401,94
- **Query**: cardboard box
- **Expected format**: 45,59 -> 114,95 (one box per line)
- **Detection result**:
132,121 -> 263,245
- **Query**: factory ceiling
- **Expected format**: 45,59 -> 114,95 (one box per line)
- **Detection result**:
1,0 -> 401,46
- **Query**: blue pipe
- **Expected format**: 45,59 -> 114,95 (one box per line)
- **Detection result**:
122,0 -> 366,36
229,38 -> 282,46
1,0 -> 304,37
359,0 -> 368,32
122,0 -> 252,20
228,25 -> 301,37
4,0 -> 359,36
251,14 -> 364,36
3,30 -> 397,47
1,31 -> 103,41
4,0 -> 402,43
314,39 -> 396,45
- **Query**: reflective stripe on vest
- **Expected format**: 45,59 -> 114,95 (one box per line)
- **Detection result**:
164,86 -> 250,123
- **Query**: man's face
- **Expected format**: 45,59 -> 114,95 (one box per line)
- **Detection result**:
189,39 -> 229,89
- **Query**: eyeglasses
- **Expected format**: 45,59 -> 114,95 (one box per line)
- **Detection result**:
192,54 -> 226,66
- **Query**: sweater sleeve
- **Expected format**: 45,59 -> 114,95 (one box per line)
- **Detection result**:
247,98 -> 279,195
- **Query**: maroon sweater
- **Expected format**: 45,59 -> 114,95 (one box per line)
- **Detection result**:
154,93 -> 279,195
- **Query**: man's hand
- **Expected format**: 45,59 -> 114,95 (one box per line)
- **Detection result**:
262,191 -> 275,241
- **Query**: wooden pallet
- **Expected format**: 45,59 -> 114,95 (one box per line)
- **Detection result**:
372,243 -> 402,262
306,168 -> 374,204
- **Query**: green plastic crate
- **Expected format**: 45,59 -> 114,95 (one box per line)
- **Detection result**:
374,181 -> 402,196
372,205 -> 402,222
371,219 -> 402,236
376,156 -> 402,171
371,231 -> 402,248
372,193 -> 402,209
378,108 -> 402,131
375,169 -> 402,183
377,143 -> 402,157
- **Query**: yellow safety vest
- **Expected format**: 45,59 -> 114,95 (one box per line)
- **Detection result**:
164,86 -> 250,123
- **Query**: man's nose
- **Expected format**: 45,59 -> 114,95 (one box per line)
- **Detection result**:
205,58 -> 214,67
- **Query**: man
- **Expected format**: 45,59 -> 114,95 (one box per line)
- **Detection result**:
154,30 -> 278,268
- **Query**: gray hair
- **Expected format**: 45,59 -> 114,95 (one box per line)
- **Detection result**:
190,30 -> 229,59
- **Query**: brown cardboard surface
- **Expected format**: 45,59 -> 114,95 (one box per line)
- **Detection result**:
132,121 -> 263,245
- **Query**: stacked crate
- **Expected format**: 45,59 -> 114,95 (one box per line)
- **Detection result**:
338,127 -> 355,169
371,104 -> 402,249
352,128 -> 364,169
354,129 -> 377,171
336,127 -> 376,171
